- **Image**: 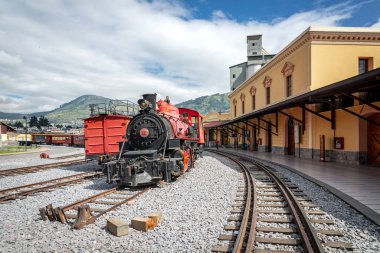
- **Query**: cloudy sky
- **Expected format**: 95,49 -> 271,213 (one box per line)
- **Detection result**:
0,0 -> 379,113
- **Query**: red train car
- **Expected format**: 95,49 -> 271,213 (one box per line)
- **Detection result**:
72,135 -> 85,147
32,134 -> 50,144
51,134 -> 73,145
84,114 -> 132,162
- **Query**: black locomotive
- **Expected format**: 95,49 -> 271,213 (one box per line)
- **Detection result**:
103,94 -> 205,186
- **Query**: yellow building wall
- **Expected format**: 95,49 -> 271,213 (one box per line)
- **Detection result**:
204,112 -> 231,122
230,43 -> 311,118
311,43 -> 380,90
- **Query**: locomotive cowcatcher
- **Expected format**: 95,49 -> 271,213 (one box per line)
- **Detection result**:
103,94 -> 204,186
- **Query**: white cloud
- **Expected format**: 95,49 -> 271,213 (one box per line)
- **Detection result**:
372,18 -> 380,27
0,0 -> 363,113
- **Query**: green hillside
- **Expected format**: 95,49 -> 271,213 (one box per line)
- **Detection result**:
45,95 -> 111,124
175,92 -> 230,115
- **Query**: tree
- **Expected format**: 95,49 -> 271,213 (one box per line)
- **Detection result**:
29,116 -> 38,127
38,116 -> 50,128
13,121 -> 23,128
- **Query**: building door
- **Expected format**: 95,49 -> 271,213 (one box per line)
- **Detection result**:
209,129 -> 215,141
288,119 -> 295,155
222,132 -> 228,145
267,123 -> 272,152
368,114 -> 380,165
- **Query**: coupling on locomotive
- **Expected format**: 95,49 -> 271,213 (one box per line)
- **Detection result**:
103,94 -> 205,186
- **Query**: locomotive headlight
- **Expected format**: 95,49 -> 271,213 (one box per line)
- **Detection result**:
138,99 -> 151,110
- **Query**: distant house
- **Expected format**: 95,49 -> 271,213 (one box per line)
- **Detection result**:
0,122 -> 17,143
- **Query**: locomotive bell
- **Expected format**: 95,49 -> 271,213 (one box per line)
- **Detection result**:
138,99 -> 151,110
142,93 -> 157,110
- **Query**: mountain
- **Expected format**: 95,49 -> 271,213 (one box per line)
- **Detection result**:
0,111 -> 51,120
1,93 -> 230,125
45,95 -> 111,124
175,92 -> 230,115
0,95 -> 110,125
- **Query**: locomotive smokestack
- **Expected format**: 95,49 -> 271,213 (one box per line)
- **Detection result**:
142,93 -> 157,110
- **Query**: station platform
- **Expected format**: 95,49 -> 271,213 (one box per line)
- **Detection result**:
210,147 -> 380,226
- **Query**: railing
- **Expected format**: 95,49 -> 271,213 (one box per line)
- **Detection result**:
89,100 -> 139,117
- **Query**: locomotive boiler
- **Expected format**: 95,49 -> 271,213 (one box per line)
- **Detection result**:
103,94 -> 204,186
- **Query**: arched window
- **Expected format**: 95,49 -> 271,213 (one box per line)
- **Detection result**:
233,98 -> 237,117
240,93 -> 245,114
263,76 -> 272,105
281,62 -> 295,97
250,86 -> 256,110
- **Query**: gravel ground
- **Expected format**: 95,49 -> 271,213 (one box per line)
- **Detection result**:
0,162 -> 96,190
0,145 -> 85,170
256,159 -> 380,252
0,153 -> 240,252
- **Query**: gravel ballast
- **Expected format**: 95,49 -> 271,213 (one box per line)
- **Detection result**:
0,145 -> 85,170
0,153 -> 240,252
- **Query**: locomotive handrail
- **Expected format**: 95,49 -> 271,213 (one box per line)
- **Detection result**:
118,136 -> 128,160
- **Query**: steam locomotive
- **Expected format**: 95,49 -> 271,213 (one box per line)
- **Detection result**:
103,94 -> 204,186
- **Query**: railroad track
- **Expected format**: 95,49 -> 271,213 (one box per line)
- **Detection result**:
0,159 -> 87,177
49,153 -> 85,160
210,150 -> 353,252
0,171 -> 103,203
39,187 -> 148,229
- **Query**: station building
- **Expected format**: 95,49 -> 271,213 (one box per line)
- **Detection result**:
203,111 -> 231,147
0,122 -> 17,144
206,26 -> 380,165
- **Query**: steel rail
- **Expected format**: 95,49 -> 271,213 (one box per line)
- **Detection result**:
0,172 -> 103,196
253,160 -> 325,253
210,150 -> 257,253
0,159 -> 87,177
50,154 -> 85,160
40,187 -> 149,229
61,188 -> 118,212
70,188 -> 149,229
207,148 -> 324,253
